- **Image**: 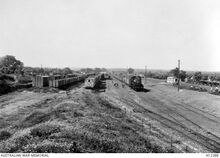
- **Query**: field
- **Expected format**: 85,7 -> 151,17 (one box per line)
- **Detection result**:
0,77 -> 220,153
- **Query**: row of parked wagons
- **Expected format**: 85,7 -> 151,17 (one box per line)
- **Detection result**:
32,74 -> 89,88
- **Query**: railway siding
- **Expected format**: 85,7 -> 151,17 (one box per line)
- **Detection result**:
105,77 -> 220,153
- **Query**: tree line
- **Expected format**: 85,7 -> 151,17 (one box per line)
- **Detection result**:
1,55 -> 219,83
126,67 -> 220,82
0,55 -> 107,76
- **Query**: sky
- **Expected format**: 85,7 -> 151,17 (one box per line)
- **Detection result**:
0,0 -> 220,71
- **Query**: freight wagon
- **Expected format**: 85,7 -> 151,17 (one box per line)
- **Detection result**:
33,74 -> 88,88
32,75 -> 49,88
50,74 -> 88,88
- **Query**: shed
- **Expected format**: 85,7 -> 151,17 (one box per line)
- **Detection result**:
167,76 -> 178,84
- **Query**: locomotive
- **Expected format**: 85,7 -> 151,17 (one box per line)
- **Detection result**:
114,73 -> 144,91
128,75 -> 144,91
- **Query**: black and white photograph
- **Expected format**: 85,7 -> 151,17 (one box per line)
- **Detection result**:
0,0 -> 220,156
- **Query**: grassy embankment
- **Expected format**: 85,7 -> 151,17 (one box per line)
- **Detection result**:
0,89 -> 174,153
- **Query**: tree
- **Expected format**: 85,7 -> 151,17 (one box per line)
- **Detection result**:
94,68 -> 101,73
0,55 -> 23,74
194,72 -> 202,82
169,67 -> 186,81
169,67 -> 179,78
80,68 -> 94,74
215,75 -> 220,81
63,67 -> 72,74
209,75 -> 215,81
101,68 -> 107,72
127,68 -> 134,74
201,74 -> 209,80
179,70 -> 187,81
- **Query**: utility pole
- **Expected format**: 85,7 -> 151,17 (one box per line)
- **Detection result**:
126,66 -> 128,78
40,64 -> 43,76
145,65 -> 147,84
178,60 -> 180,92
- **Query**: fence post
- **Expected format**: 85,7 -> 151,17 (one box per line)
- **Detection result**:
185,146 -> 188,152
170,133 -> 173,149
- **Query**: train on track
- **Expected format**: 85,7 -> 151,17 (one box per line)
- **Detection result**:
84,74 -> 101,89
84,72 -> 111,89
32,73 -> 90,88
113,73 -> 144,91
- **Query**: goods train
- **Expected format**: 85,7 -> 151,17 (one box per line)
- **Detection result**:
32,73 -> 89,88
114,73 -> 144,91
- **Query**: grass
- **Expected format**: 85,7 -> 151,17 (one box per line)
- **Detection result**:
0,90 -> 175,153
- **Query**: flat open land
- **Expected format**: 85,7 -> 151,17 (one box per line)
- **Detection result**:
0,77 -> 220,153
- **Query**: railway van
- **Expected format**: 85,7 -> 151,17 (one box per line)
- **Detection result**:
84,75 -> 101,89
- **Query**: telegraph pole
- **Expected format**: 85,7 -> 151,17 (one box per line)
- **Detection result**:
40,64 -> 43,76
145,65 -> 147,84
178,60 -> 180,92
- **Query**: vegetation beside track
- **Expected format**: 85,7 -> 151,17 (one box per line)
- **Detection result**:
0,88 -> 174,153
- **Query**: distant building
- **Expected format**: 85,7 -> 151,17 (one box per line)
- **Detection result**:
167,76 -> 178,84
138,74 -> 144,78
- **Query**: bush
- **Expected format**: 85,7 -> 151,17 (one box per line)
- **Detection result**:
81,134 -> 121,153
0,81 -> 12,95
0,130 -> 11,141
0,74 -> 15,81
73,111 -> 84,117
30,124 -> 61,138
1,134 -> 32,153
21,111 -> 51,127
23,141 -> 72,153
17,75 -> 32,84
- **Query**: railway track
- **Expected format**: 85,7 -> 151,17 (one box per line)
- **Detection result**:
120,95 -> 220,153
153,86 -> 220,122
140,93 -> 220,132
108,76 -> 220,152
143,87 -> 220,140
